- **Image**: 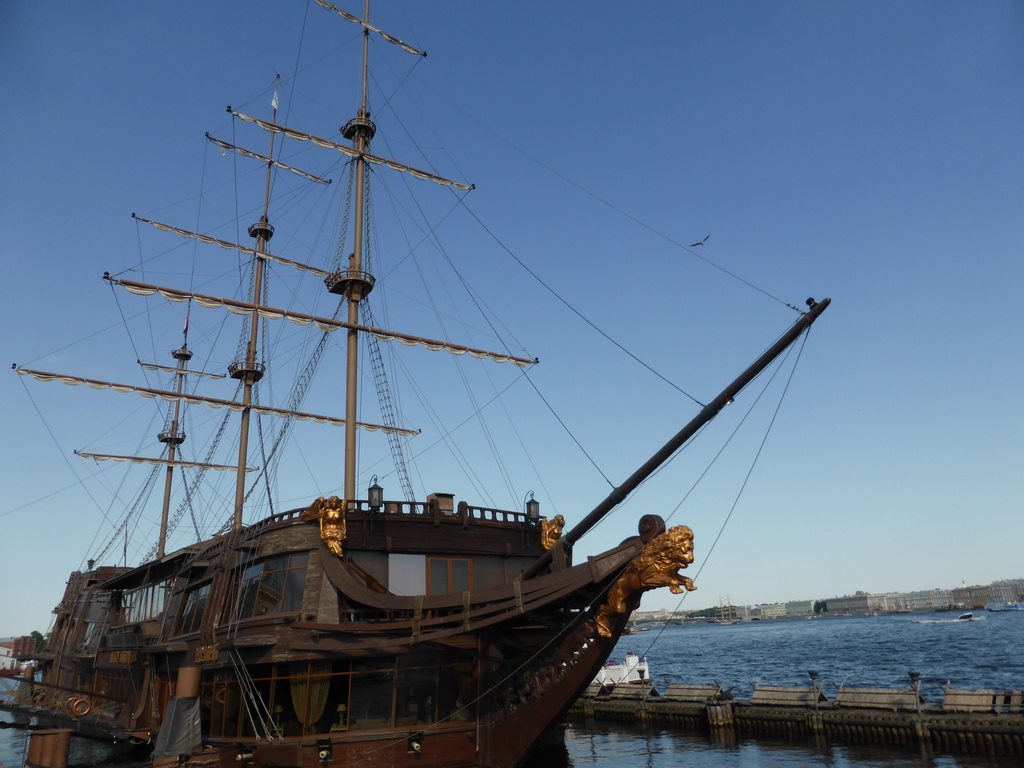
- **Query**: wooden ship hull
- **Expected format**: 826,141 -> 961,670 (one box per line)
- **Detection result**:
15,501 -> 689,768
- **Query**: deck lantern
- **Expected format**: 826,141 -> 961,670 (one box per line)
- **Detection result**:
368,476 -> 383,512
525,491 -> 540,520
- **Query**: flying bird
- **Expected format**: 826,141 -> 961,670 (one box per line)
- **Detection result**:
690,234 -> 710,247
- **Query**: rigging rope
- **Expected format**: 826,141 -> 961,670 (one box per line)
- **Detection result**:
426,80 -> 801,313
94,462 -> 161,564
632,329 -> 813,657
362,300 -> 416,501
229,650 -> 280,741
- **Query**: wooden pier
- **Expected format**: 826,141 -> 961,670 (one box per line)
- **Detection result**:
568,677 -> 1024,757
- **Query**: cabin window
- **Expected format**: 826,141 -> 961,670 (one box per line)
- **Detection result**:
348,660 -> 395,731
438,661 -> 475,722
202,654 -> 476,738
387,554 -> 425,595
349,550 -> 388,590
225,553 -> 308,622
427,557 -> 471,595
121,581 -> 168,625
470,556 -> 505,590
505,556 -> 536,582
394,654 -> 439,726
175,582 -> 211,636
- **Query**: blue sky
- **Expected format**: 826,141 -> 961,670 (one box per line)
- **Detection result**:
1,2 -> 1022,637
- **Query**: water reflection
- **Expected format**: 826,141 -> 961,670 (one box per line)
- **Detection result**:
542,723 -> 1023,768
3,717 -> 1021,768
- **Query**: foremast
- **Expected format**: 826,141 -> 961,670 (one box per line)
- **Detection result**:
157,344 -> 191,557
230,77 -> 280,530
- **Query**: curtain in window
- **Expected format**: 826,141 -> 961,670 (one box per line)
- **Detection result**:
291,662 -> 331,733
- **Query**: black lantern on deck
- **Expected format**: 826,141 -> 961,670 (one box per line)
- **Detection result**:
368,476 -> 383,512
525,491 -> 540,521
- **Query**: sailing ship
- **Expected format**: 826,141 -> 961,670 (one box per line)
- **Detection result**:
4,4 -> 829,768
716,597 -> 740,625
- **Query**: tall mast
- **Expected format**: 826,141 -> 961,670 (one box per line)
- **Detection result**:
229,77 -> 280,530
327,0 -> 378,503
156,344 -> 192,558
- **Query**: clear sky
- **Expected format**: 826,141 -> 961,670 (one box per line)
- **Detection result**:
2,2 -> 1022,637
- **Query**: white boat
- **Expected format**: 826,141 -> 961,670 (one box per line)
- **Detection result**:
592,652 -> 650,688
957,612 -> 974,621
985,601 -> 1022,612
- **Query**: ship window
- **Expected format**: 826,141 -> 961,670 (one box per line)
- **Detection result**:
438,661 -> 475,722
175,582 -> 211,636
349,550 -> 388,590
226,553 -> 308,622
427,557 -> 471,595
471,556 -> 505,589
388,554 -> 425,595
202,654 -> 475,738
505,556 -> 536,582
121,580 -> 169,625
394,654 -> 438,726
348,668 -> 395,731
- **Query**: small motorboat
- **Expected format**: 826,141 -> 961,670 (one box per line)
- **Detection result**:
957,612 -> 974,621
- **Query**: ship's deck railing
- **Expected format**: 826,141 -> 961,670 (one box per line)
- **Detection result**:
251,498 -> 535,532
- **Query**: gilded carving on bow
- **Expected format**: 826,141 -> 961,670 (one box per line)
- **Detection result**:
302,495 -> 347,556
540,514 -> 566,551
594,524 -> 696,637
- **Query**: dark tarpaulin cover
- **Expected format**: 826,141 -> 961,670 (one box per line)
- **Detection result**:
153,697 -> 202,758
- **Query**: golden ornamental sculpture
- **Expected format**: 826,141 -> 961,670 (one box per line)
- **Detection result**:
593,524 -> 696,637
540,514 -> 566,551
302,495 -> 348,556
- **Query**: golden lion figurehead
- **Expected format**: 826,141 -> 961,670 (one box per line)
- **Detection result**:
594,524 -> 697,637
631,525 -> 695,593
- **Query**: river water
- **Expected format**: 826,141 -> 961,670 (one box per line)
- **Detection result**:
552,611 -> 1024,768
3,612 -> 1022,767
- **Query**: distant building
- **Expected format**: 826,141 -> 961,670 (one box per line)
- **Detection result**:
785,600 -> 813,616
989,579 -> 1024,603
825,592 -> 888,615
632,608 -> 672,620
0,642 -> 15,671
885,589 -> 952,611
12,636 -> 36,658
950,584 -> 991,609
760,604 -> 786,619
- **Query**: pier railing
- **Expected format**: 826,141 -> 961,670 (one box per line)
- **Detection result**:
251,498 -> 533,533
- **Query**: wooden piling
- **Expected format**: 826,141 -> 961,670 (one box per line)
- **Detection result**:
25,729 -> 72,768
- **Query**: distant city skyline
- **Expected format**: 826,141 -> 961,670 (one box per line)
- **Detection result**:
639,577 -> 1024,618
